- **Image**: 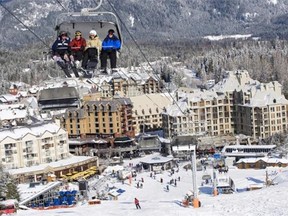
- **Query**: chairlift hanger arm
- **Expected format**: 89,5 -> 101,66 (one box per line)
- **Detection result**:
55,11 -> 120,30
58,11 -> 119,20
55,10 -> 122,41
81,0 -> 103,13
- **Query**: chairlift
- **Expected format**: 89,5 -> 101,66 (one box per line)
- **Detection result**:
54,0 -> 122,47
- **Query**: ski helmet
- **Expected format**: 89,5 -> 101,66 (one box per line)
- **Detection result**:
89,30 -> 97,36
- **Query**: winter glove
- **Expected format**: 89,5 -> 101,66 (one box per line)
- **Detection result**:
117,51 -> 121,58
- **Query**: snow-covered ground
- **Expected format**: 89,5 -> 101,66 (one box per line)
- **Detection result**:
203,34 -> 252,41
17,154 -> 288,216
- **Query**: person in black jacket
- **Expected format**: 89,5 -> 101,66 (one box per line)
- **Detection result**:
52,31 -> 79,78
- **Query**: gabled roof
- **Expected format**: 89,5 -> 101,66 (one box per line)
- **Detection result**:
84,98 -> 132,113
0,122 -> 64,142
237,157 -> 288,164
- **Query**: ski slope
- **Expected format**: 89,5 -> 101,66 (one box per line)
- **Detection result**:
17,154 -> 288,216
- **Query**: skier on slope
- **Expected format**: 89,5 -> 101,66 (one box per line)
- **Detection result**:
134,197 -> 141,209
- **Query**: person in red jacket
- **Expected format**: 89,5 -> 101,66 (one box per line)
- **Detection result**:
69,30 -> 87,67
134,197 -> 141,209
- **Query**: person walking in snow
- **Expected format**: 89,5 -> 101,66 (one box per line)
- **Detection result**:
134,197 -> 141,209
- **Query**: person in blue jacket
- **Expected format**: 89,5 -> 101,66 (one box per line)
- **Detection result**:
100,29 -> 121,73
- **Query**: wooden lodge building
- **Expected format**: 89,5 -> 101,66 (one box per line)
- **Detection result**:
236,157 -> 288,169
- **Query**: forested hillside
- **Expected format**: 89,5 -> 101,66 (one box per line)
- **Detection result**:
0,0 -> 288,47
1,38 -> 288,94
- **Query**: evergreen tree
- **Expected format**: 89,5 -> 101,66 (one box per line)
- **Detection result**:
0,164 -> 20,201
5,182 -> 20,201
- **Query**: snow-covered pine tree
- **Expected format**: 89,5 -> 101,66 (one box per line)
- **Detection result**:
5,182 -> 20,201
0,164 -> 20,201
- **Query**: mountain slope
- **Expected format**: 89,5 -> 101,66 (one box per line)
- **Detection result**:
0,0 -> 288,47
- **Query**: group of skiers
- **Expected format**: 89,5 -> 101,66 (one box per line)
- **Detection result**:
51,29 -> 121,77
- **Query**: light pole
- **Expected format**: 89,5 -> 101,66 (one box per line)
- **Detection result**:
172,144 -> 200,208
190,145 -> 200,208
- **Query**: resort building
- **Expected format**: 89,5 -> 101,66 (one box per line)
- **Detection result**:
130,93 -> 172,134
60,97 -> 134,138
0,122 -> 69,169
162,70 -> 288,140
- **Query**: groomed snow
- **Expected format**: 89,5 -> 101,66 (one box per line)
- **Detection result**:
17,154 -> 288,216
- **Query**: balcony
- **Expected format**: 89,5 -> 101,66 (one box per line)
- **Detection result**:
26,147 -> 33,153
6,157 -> 14,163
25,153 -> 37,160
45,151 -> 51,157
5,149 -> 13,155
42,138 -> 53,144
4,144 -> 13,150
26,143 -> 33,148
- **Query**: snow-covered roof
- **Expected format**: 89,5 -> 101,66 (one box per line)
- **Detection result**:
164,101 -> 189,117
0,103 -> 25,110
246,89 -> 288,107
0,108 -> 27,121
0,122 -> 63,142
211,70 -> 258,93
237,157 -> 288,164
19,181 -> 62,204
94,139 -> 108,144
0,94 -> 18,102
130,93 -> 172,114
103,165 -> 124,175
187,90 -> 224,103
9,156 -> 95,175
140,153 -> 174,164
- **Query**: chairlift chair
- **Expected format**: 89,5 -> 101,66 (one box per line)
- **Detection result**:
52,1 -> 122,78
54,9 -> 122,47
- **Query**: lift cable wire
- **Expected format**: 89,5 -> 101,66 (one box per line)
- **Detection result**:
1,0 -> 171,116
55,0 -> 68,12
0,2 -> 50,48
56,0 -> 160,113
88,1 -> 166,111
105,0 -> 186,115
0,0 -> 173,133
100,2 -> 181,114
